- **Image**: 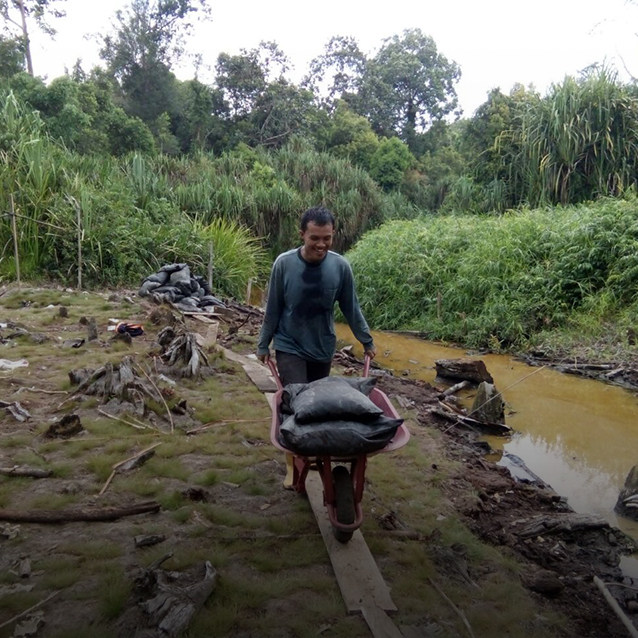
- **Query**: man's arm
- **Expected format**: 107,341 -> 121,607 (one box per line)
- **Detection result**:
257,259 -> 284,362
337,263 -> 376,359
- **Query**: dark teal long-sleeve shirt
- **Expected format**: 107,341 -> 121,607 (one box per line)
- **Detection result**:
257,248 -> 374,362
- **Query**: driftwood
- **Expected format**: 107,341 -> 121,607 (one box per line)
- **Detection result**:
0,400 -> 31,422
135,560 -> 219,637
435,358 -> 493,384
0,467 -> 52,479
135,534 -> 167,548
433,402 -> 512,436
0,500 -> 160,523
99,443 -> 163,496
438,380 -> 470,399
160,329 -> 209,378
44,414 -> 83,438
514,513 -> 608,539
594,576 -> 638,638
68,357 -> 163,416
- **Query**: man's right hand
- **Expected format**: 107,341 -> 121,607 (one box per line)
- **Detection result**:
257,352 -> 270,363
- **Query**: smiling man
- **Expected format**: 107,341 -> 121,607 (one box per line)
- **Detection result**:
256,206 -> 376,386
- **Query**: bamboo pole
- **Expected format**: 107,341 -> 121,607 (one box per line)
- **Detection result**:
76,201 -> 82,290
208,241 -> 214,291
9,195 -> 20,288
246,277 -> 253,306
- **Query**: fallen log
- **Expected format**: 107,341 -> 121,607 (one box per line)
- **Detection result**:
514,513 -> 608,539
435,358 -> 493,384
438,380 -> 471,399
0,467 -> 52,479
0,500 -> 160,523
433,403 -> 512,436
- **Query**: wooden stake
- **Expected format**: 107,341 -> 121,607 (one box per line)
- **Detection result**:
208,240 -> 214,291
246,277 -> 253,306
9,194 -> 20,288
76,199 -> 82,290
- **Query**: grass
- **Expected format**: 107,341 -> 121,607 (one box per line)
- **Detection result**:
348,196 -> 638,358
0,287 -> 573,637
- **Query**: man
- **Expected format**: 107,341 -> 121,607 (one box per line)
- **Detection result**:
257,206 -> 376,387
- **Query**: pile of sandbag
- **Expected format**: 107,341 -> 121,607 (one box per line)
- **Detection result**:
279,376 -> 403,456
138,263 -> 225,313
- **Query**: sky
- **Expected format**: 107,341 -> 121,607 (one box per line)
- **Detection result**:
20,0 -> 638,118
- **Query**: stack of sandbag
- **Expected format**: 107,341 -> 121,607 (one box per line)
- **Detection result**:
279,376 -> 403,456
138,264 -> 226,313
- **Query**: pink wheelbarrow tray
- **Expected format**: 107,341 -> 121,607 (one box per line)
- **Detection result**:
268,356 -> 411,543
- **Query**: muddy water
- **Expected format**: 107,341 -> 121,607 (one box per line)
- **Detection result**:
335,324 -> 638,554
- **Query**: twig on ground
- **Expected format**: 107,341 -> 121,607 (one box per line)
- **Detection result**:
0,591 -> 60,630
98,442 -> 163,496
16,386 -> 68,396
97,408 -> 146,430
594,576 -> 638,638
428,577 -> 476,638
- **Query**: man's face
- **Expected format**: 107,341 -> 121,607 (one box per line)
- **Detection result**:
300,221 -> 334,262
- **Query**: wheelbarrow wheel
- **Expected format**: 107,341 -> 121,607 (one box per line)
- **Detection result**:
332,465 -> 355,543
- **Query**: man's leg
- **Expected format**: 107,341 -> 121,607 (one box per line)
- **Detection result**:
274,351 -> 309,490
306,359 -> 331,383
275,351 -> 309,387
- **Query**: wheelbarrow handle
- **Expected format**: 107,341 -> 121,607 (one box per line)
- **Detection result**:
267,357 -> 284,391
267,353 -> 371,387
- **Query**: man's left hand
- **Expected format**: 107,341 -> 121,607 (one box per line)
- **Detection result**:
365,346 -> 377,360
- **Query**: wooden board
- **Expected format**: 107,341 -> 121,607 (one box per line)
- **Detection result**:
305,472 -> 398,615
361,605 -> 404,638
220,347 -> 277,392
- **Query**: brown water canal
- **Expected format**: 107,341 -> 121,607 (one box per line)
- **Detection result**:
335,324 -> 638,573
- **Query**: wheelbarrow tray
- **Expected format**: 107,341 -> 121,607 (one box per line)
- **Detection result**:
269,382 -> 410,541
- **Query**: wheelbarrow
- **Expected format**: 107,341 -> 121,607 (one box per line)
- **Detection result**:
267,356 -> 410,543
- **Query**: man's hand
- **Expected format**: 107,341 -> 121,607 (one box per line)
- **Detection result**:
257,352 -> 270,364
364,346 -> 377,360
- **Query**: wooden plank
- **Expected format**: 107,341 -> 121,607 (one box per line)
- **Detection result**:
305,472 -> 398,614
220,348 -> 278,392
361,605 -> 404,638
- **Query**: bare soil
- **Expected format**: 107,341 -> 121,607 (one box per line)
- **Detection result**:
0,287 -> 636,638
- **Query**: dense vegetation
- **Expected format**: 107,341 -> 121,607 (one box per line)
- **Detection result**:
2,0 -> 638,355
348,198 -> 638,350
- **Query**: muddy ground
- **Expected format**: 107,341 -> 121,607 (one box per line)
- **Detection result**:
0,287 -> 637,638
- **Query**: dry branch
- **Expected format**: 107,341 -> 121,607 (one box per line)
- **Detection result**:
0,500 -> 160,523
0,467 -> 52,479
0,591 -> 60,631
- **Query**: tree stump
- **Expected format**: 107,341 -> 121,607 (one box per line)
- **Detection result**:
471,382 -> 505,424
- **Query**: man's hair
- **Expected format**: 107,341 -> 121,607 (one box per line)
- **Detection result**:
300,206 -> 335,231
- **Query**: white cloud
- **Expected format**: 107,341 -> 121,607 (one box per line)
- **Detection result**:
25,0 -> 638,116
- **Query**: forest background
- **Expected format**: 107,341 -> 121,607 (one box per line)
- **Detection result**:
2,0 -> 638,358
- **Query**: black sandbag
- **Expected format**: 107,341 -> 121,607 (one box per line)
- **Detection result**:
282,376 -> 381,422
279,414 -> 403,456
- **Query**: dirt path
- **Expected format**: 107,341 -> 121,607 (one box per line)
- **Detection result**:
0,287 -> 636,638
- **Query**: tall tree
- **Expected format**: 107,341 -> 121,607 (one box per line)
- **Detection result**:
304,35 -> 366,107
100,0 -> 209,123
0,0 -> 65,75
359,29 -> 460,150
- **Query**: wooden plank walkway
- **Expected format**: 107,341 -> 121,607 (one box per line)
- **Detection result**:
230,352 -> 406,638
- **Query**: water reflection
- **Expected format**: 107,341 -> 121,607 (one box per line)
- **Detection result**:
335,324 -> 638,542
